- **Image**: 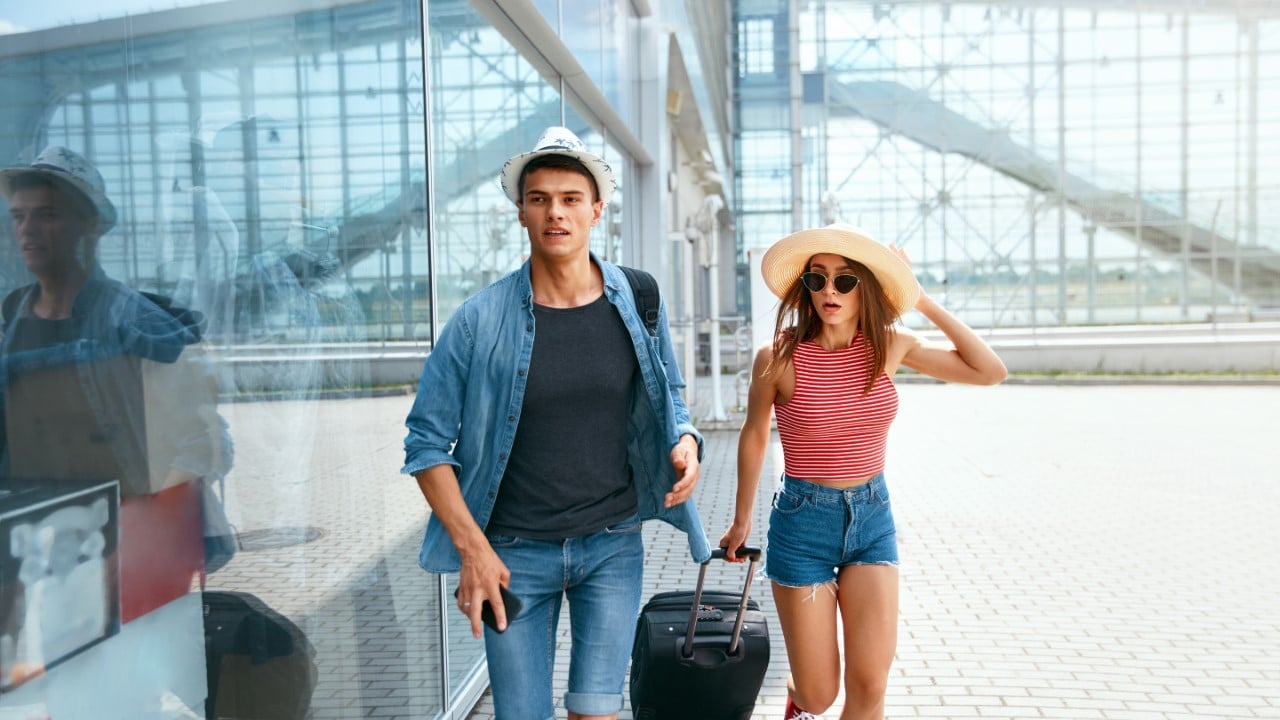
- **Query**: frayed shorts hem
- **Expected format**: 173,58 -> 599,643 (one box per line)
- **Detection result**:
766,560 -> 899,589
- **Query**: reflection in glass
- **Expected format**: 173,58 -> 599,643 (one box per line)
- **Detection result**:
0,145 -> 224,716
0,0 -> 446,717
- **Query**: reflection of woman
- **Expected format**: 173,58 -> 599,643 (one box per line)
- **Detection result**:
718,224 -> 1007,719
164,176 -> 240,344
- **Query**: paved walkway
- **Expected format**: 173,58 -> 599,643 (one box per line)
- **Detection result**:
463,383 -> 1280,719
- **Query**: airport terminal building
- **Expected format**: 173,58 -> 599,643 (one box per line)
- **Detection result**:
0,1 -> 1275,718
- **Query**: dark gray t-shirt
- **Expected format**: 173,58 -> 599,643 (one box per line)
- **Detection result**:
485,294 -> 639,540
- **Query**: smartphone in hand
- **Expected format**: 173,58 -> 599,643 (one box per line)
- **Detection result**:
455,585 -> 523,632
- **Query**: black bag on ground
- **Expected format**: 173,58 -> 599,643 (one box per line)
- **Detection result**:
630,547 -> 770,720
203,590 -> 318,720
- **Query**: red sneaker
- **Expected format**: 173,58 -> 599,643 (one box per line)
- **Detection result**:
784,696 -> 819,720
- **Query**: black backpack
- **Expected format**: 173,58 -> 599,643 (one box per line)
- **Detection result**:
619,266 -> 660,336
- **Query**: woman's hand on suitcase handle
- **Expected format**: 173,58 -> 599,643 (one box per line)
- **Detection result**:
712,544 -> 761,562
718,519 -> 753,562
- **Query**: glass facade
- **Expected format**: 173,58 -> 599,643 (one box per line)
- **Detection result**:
733,0 -> 1280,327
0,0 -> 661,717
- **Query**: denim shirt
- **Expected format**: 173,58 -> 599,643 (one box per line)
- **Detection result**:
0,276 -> 212,491
402,256 -> 712,572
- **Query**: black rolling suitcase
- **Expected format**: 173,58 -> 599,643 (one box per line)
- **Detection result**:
630,547 -> 770,720
203,590 -> 318,720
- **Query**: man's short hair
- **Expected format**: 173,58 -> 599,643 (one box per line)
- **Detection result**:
518,154 -> 600,203
6,172 -> 97,221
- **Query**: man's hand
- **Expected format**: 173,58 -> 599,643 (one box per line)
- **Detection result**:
455,549 -> 512,638
415,465 -> 512,637
665,434 -> 701,508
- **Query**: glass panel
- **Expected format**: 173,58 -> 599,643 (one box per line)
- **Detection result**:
429,3 -> 561,323
738,17 -> 777,77
562,103 -> 625,262
560,0 -> 633,120
0,1 -> 449,718
424,0 -> 547,696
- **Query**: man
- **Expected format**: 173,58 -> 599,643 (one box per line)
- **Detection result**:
402,127 -> 711,720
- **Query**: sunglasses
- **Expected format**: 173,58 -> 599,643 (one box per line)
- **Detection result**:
800,271 -> 860,294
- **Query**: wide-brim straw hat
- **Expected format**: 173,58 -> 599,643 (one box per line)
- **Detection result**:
761,223 -> 920,318
500,126 -> 616,206
0,146 -> 117,234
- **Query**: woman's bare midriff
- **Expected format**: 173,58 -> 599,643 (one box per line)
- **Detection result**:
805,475 -> 877,489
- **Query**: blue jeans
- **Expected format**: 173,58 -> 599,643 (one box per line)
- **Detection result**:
484,513 -> 645,720
765,473 -> 899,587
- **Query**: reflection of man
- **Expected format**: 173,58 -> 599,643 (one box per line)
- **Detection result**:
402,127 -> 711,720
0,147 -> 228,715
0,147 -> 217,492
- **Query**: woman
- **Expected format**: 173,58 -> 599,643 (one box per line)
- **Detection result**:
719,224 -> 1007,720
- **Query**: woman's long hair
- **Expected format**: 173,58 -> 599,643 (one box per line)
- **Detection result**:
766,256 -> 897,395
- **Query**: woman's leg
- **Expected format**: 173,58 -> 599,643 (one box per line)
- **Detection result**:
767,476 -> 850,715
835,564 -> 899,720
772,580 -> 843,714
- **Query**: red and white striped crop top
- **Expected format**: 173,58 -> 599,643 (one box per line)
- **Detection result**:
774,335 -> 898,480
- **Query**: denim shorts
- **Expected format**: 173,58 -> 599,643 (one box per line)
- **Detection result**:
483,513 -> 645,720
764,473 -> 899,587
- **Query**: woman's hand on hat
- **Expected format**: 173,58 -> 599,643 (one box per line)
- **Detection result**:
891,243 -> 932,310
889,243 -> 913,268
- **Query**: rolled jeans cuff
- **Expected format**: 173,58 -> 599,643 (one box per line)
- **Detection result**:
564,691 -> 624,717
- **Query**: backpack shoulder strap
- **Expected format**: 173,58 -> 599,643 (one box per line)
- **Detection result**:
619,265 -> 660,336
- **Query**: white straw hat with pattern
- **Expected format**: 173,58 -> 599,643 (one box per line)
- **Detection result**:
0,146 -> 117,234
500,126 -> 615,206
761,223 -> 920,318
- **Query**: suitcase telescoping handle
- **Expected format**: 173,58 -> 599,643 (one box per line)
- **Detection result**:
682,545 -> 762,658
